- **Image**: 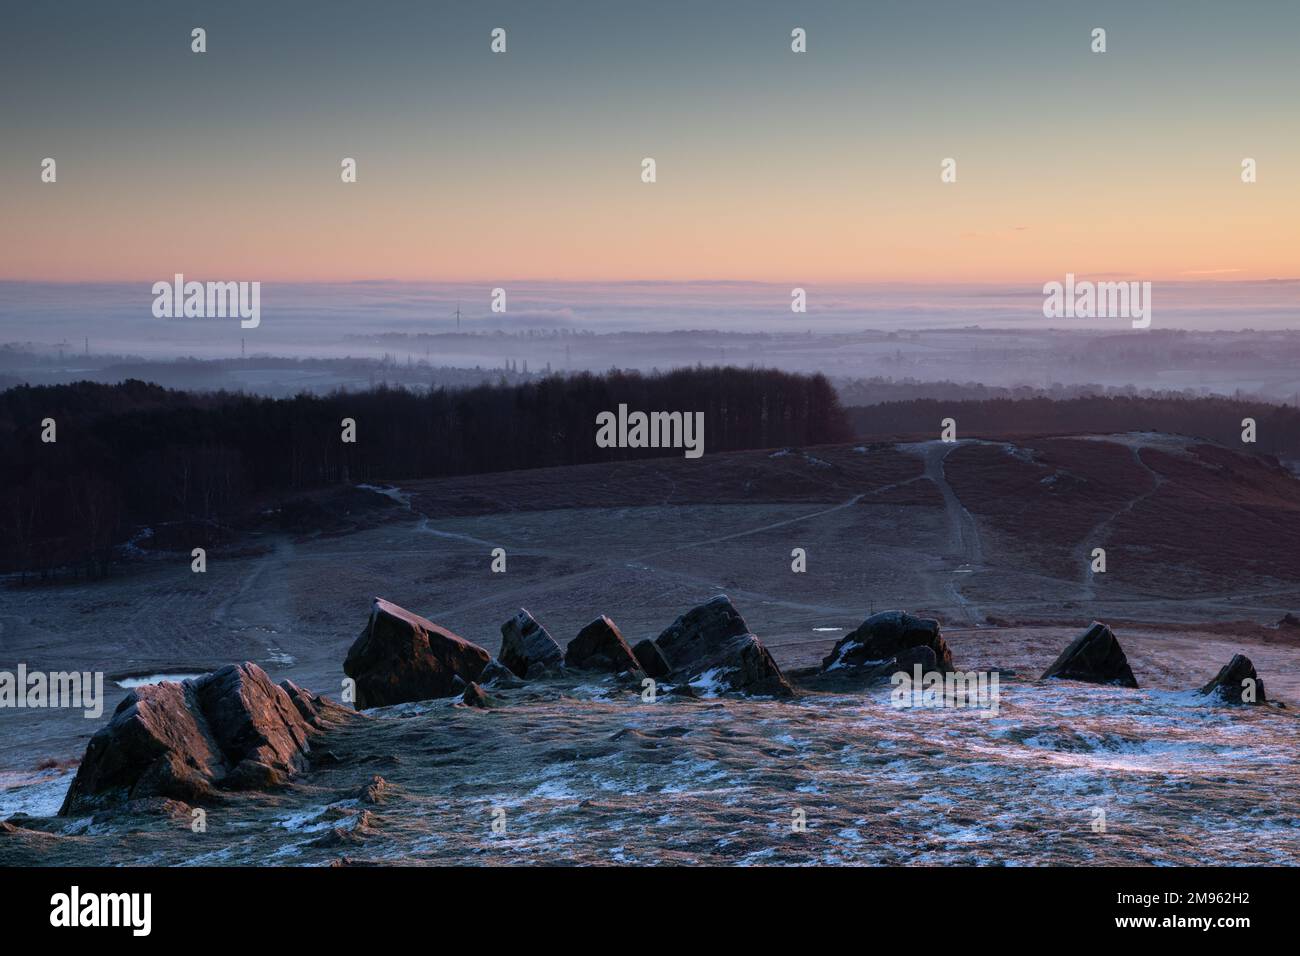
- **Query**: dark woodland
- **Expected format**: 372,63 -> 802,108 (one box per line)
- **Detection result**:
0,368 -> 847,578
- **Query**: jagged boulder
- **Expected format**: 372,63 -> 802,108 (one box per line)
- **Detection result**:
344,598 -> 490,708
798,645 -> 938,692
1041,622 -> 1138,688
655,595 -> 792,697
822,611 -> 953,673
500,608 -> 563,677
633,639 -> 671,679
565,616 -> 642,674
1199,654 -> 1266,705
59,663 -> 348,816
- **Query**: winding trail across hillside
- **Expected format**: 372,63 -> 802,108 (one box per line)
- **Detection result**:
901,440 -> 984,625
1075,441 -> 1166,601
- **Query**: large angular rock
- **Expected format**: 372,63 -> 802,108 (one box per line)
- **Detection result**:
565,616 -> 641,674
799,644 -> 938,692
344,597 -> 490,708
1199,654 -> 1266,705
500,608 -> 563,678
655,595 -> 792,697
1041,622 -> 1138,688
633,639 -> 671,679
59,663 -> 348,816
821,611 -> 953,673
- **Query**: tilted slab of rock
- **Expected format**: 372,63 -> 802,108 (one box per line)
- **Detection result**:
500,608 -> 563,677
344,597 -> 490,708
632,638 -> 671,679
1041,621 -> 1138,688
1199,654 -> 1266,705
655,595 -> 792,697
822,610 -> 954,673
59,662 -> 349,816
565,615 -> 642,674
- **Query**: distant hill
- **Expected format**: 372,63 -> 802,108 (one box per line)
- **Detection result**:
846,394 -> 1300,462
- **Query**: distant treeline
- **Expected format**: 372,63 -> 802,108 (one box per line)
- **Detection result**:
0,367 -> 848,578
847,395 -> 1300,458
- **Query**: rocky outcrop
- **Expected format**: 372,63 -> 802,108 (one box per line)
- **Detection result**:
632,639 -> 671,679
1041,622 -> 1139,688
565,616 -> 642,674
59,663 -> 349,816
821,611 -> 953,673
344,598 -> 490,708
654,595 -> 792,697
500,608 -> 563,677
1199,654 -> 1266,705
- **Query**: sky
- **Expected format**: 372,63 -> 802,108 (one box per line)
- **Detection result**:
1,0 -> 1296,291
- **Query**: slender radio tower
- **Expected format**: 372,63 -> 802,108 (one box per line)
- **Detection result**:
455,301 -> 461,332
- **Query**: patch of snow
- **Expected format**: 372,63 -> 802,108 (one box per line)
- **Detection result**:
530,779 -> 580,800
117,673 -> 206,689
1001,444 -> 1040,464
357,483 -> 411,508
687,668 -> 730,698
0,768 -> 75,819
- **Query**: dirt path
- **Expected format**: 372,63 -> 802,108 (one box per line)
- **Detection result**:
901,441 -> 984,625
1076,442 -> 1165,601
210,537 -> 298,666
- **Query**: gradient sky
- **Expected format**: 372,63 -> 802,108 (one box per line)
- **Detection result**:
1,0 -> 1296,284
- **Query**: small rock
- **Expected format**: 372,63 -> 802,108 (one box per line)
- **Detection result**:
357,775 -> 390,804
1199,654 -> 1266,705
460,682 -> 497,709
478,659 -> 520,686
